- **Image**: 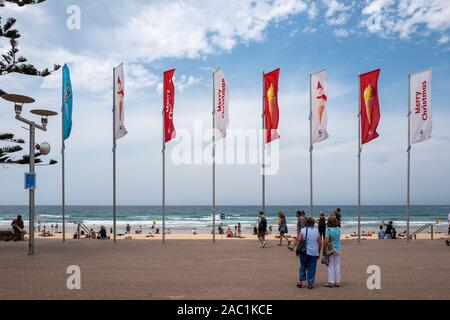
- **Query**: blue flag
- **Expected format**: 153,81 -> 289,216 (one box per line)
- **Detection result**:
62,64 -> 73,140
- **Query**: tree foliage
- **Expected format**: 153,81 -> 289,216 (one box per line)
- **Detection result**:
0,0 -> 58,165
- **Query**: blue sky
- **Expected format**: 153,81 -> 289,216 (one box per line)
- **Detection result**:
1,0 -> 449,205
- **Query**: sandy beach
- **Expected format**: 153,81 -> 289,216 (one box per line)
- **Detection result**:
33,230 -> 448,241
1,238 -> 449,300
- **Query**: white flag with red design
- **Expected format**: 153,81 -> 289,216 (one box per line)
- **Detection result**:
214,68 -> 229,140
114,63 -> 128,140
410,69 -> 432,144
311,70 -> 329,144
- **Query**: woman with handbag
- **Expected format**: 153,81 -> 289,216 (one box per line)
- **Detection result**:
277,212 -> 291,247
296,217 -> 322,289
323,216 -> 341,288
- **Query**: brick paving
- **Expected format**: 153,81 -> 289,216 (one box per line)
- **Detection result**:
0,239 -> 449,300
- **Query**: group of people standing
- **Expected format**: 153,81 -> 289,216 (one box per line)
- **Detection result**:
256,208 -> 343,289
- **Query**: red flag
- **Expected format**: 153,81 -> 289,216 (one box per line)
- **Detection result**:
264,68 -> 280,144
360,69 -> 381,145
164,69 -> 176,143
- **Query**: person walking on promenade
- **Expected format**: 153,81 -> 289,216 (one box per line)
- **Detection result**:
257,211 -> 268,248
277,212 -> 291,247
296,217 -> 322,289
323,216 -> 341,288
289,211 -> 305,251
317,212 -> 326,240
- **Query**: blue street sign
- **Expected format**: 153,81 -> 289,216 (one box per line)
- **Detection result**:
220,213 -> 226,220
24,173 -> 36,190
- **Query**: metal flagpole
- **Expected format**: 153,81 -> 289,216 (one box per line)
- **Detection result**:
212,70 -> 216,244
162,83 -> 166,244
262,71 -> 266,215
29,124 -> 35,255
61,70 -> 66,243
407,74 -> 411,243
309,73 -> 314,218
113,67 -> 117,243
358,75 -> 362,243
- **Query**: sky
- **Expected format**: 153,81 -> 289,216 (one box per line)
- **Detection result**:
0,0 -> 449,206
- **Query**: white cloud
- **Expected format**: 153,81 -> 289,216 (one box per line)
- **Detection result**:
156,75 -> 202,95
361,0 -> 450,40
328,12 -> 350,25
334,28 -> 350,38
109,0 -> 309,63
307,1 -> 318,19
302,26 -> 317,34
322,0 -> 353,18
438,35 -> 449,44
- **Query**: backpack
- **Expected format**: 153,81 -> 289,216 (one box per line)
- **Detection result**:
296,228 -> 308,256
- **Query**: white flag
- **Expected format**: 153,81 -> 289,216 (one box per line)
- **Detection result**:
213,68 -> 229,140
311,70 -> 329,144
114,63 -> 128,140
410,69 -> 432,144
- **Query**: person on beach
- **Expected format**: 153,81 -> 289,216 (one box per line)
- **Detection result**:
237,223 -> 242,238
317,212 -> 326,240
11,215 -> 25,241
383,221 -> 393,239
226,228 -> 233,238
447,212 -> 450,235
258,211 -> 267,248
335,208 -> 342,227
277,212 -> 291,247
392,228 -> 397,239
126,224 -> 131,235
378,225 -> 385,240
99,226 -> 108,240
296,217 -> 322,289
323,216 -> 341,288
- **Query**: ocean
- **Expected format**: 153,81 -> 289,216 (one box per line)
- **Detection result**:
1,205 -> 449,234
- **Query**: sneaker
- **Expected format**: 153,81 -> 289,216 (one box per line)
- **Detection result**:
323,283 -> 333,288
262,241 -> 267,248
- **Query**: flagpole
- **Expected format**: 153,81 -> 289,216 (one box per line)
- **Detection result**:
262,71 -> 266,215
212,70 -> 216,244
61,67 -> 66,243
358,74 -> 362,243
113,67 -> 117,243
407,74 -> 411,243
162,84 -> 166,244
309,73 -> 314,218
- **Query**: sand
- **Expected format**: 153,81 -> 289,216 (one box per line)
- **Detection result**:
34,230 -> 448,241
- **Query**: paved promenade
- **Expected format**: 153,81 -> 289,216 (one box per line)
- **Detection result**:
0,239 -> 448,300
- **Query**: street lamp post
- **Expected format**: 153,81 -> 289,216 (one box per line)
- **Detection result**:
2,94 -> 57,256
